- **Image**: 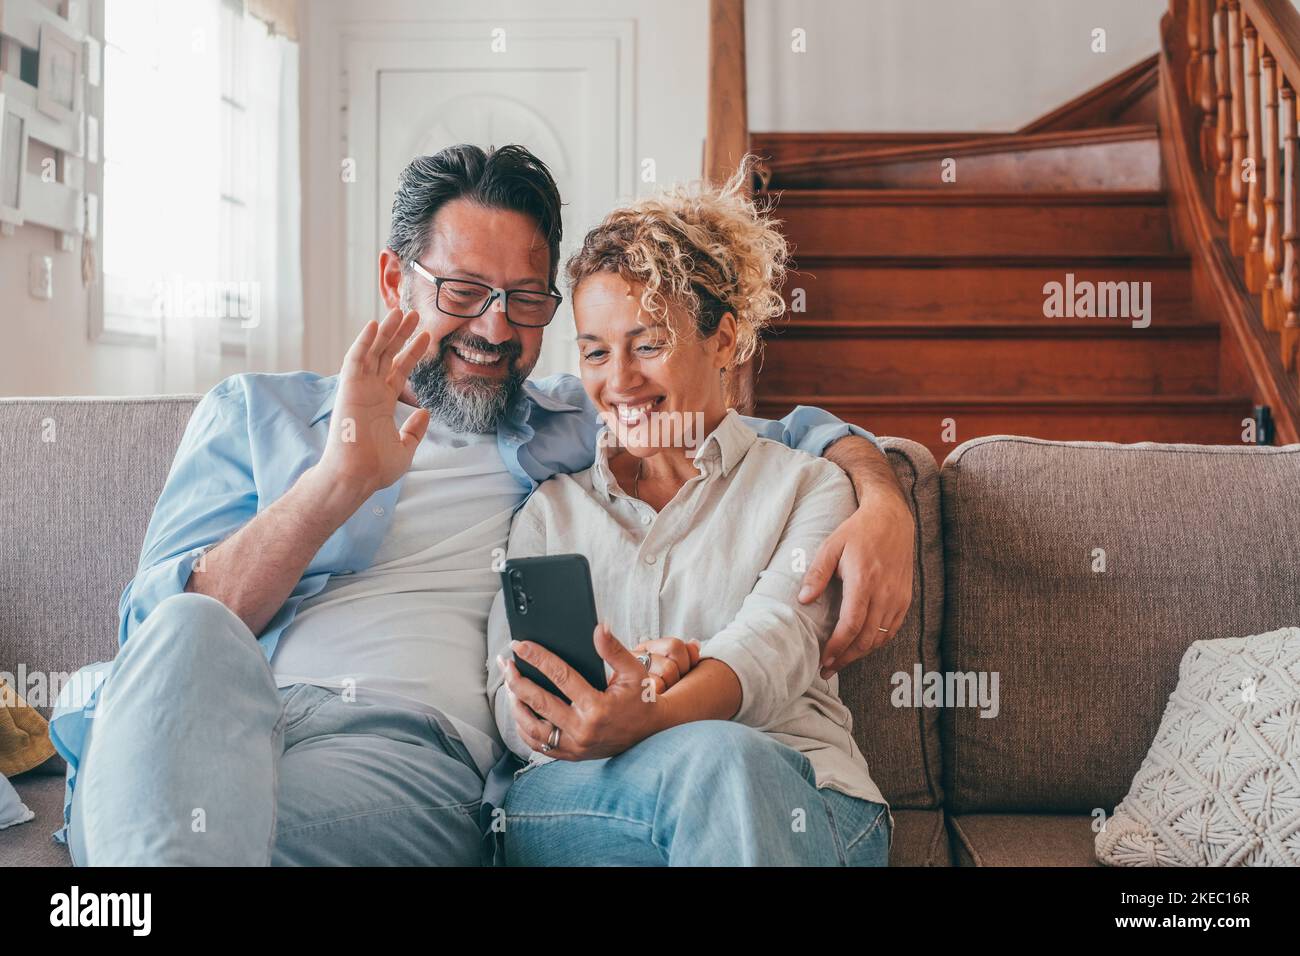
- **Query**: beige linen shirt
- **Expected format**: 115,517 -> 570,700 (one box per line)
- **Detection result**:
486,409 -> 889,819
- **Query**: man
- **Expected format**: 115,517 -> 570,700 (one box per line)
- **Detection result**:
50,144 -> 915,866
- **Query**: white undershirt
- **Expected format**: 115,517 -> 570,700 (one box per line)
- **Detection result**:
270,403 -> 524,775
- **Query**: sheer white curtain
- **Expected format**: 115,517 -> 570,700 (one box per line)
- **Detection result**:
102,0 -> 220,391
242,19 -> 302,374
102,0 -> 301,393
153,0 -> 221,394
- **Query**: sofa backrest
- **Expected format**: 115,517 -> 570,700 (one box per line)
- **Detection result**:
939,436 -> 1300,815
0,397 -> 949,810
838,437 -> 945,811
0,397 -> 200,722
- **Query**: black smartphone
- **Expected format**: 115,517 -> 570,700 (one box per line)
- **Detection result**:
500,554 -> 607,703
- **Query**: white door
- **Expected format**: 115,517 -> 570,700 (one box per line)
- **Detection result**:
347,21 -> 634,379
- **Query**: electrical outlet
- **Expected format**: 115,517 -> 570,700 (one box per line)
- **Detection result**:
29,254 -> 53,300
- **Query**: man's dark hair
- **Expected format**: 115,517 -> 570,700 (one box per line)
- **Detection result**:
387,144 -> 563,289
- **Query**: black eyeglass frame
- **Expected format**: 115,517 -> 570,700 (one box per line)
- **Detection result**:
408,260 -> 563,328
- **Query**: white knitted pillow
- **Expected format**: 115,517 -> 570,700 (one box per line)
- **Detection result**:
1096,626 -> 1300,867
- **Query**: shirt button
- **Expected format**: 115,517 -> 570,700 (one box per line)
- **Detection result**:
372,506 -> 385,517
640,514 -> 651,526
644,553 -> 657,565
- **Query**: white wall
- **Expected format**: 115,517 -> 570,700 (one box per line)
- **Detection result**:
0,224 -> 156,395
747,0 -> 1168,132
0,0 -> 156,397
299,0 -> 710,375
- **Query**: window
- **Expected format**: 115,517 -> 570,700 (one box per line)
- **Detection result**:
100,0 -> 170,339
99,0 -> 257,355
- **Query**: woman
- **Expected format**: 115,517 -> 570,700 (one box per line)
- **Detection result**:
485,165 -> 892,866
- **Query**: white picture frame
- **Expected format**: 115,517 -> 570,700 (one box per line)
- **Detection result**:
36,21 -> 81,125
0,92 -> 31,227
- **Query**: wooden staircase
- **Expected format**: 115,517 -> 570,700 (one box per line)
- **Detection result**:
749,55 -> 1257,462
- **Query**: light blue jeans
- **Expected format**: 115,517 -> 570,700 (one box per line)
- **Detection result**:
501,720 -> 891,866
67,593 -> 484,866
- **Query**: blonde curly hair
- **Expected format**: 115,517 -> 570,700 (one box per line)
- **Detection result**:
565,157 -> 787,369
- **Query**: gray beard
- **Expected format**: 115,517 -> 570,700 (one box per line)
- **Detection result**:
408,351 -> 524,434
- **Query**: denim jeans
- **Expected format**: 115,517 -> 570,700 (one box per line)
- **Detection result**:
67,593 -> 483,866
501,720 -> 891,866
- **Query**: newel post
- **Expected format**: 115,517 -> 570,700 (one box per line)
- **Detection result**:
704,0 -> 749,187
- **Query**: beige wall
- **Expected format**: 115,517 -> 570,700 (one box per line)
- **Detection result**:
0,225 -> 156,396
747,0 -> 1167,132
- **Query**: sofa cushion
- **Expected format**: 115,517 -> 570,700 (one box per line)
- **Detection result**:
1097,626 -> 1300,866
949,813 -> 1100,867
0,397 -> 200,727
9,777 -> 957,868
940,437 -> 1300,815
835,437 -> 945,810
889,808 -> 952,866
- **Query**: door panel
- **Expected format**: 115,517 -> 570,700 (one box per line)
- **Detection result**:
351,25 -> 632,379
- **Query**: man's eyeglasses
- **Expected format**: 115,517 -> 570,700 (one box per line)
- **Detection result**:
408,261 -> 562,328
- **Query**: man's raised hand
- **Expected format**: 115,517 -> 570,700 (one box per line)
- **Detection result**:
317,309 -> 432,499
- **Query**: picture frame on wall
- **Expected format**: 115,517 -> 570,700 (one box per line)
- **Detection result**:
36,22 -> 82,126
0,92 -> 31,228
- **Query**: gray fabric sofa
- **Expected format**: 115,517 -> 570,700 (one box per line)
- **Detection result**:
2,396 -> 1298,866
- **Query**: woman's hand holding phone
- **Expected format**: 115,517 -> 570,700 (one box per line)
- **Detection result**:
498,624 -> 687,760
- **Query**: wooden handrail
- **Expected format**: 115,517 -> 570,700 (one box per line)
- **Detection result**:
1242,0 -> 1300,97
1166,0 -> 1300,436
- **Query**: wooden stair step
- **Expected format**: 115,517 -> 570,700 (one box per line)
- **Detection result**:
780,256 -> 1196,325
754,395 -> 1254,462
759,322 -> 1221,397
773,191 -> 1174,257
763,125 -> 1161,191
762,327 -> 1221,398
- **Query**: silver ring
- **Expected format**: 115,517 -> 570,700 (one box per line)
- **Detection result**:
548,726 -> 562,750
635,652 -> 651,670
877,627 -> 890,634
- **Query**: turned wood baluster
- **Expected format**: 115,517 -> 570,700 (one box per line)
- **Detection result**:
1228,3 -> 1249,251
1215,2 -> 1234,217
1280,84 -> 1299,371
1263,55 -> 1283,330
1201,0 -> 1218,167
1199,0 -> 1218,168
1189,0 -> 1203,100
1245,26 -> 1265,287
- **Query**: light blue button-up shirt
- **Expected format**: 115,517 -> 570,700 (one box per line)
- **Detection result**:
47,369 -> 877,845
